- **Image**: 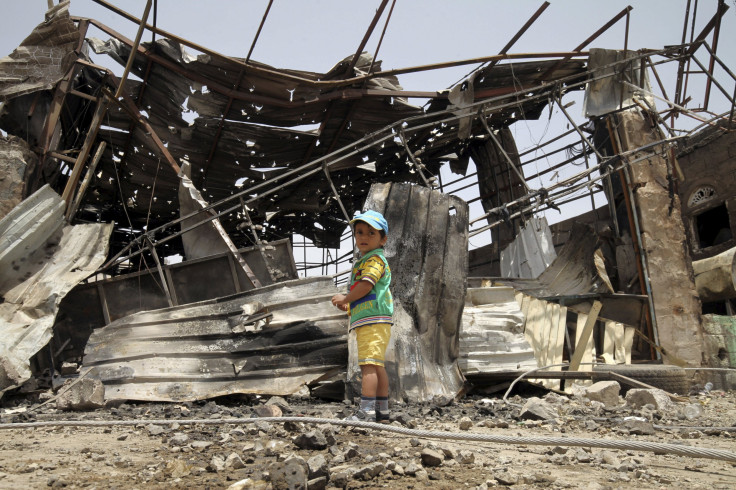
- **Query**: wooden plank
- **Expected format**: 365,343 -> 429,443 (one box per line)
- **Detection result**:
623,326 -> 635,364
60,98 -> 110,206
602,319 -> 617,364
613,321 -> 626,363
569,300 -> 602,371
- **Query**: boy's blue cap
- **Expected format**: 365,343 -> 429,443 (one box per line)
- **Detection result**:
350,210 -> 389,234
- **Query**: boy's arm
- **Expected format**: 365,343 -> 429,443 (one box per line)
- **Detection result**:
331,280 -> 373,308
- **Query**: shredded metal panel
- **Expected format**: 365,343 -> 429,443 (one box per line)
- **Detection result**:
82,276 -> 347,402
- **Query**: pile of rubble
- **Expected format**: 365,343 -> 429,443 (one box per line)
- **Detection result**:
1,381 -> 734,489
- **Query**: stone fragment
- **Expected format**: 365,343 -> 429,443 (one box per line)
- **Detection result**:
165,459 -> 192,478
574,449 -> 592,463
458,416 -> 473,430
420,448 -> 444,467
210,455 -> 226,473
307,454 -> 328,479
293,430 -> 328,450
625,389 -> 675,411
307,476 -> 327,490
329,466 -> 357,488
622,419 -> 656,435
404,462 -> 422,476
519,397 -> 557,420
147,424 -> 166,436
494,471 -> 519,485
55,378 -> 105,411
583,381 -> 621,408
269,456 -> 308,490
266,396 -> 289,411
225,453 -> 246,470
254,404 -> 282,418
227,478 -> 270,489
168,433 -> 189,446
201,401 -> 220,414
353,462 -> 385,480
457,450 -> 475,464
192,441 -> 213,450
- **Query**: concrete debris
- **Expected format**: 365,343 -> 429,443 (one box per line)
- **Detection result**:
625,388 -> 676,411
54,378 -> 105,411
582,381 -> 622,408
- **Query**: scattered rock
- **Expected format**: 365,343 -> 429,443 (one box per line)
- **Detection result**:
420,448 -> 444,467
584,381 -> 621,408
146,424 -> 166,436
254,404 -> 282,418
625,389 -> 674,411
519,397 -> 557,420
293,430 -> 328,450
269,456 -> 308,490
458,416 -> 473,430
225,452 -> 246,470
307,454 -> 328,480
457,450 -> 475,464
621,418 -> 656,435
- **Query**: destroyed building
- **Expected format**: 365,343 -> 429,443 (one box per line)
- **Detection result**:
1,0 -> 735,405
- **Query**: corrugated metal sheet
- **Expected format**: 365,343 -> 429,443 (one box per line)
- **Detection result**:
500,216 -> 557,279
0,185 -> 112,395
82,276 -> 347,402
459,287 -> 536,374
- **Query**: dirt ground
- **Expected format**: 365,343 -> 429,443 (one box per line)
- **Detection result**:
1,385 -> 735,489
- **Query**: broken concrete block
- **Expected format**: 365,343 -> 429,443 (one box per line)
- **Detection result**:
420,448 -> 444,467
519,397 -> 557,420
269,456 -> 308,490
293,430 -> 328,450
624,388 -> 675,411
54,378 -> 105,411
583,381 -> 621,408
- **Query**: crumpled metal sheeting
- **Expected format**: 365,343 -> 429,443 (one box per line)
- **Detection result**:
82,276 -> 348,402
0,2 -> 79,101
499,222 -> 608,298
0,185 -> 112,395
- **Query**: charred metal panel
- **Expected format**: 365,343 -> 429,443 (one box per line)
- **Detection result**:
53,238 -> 297,358
0,185 -> 112,395
0,2 -> 79,101
349,182 -> 468,403
82,276 -> 347,402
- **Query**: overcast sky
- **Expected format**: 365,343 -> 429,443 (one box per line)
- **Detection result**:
2,1 -> 734,94
2,1 -> 735,241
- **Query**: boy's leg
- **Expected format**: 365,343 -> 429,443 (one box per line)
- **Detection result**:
344,364 -> 377,421
375,365 -> 390,423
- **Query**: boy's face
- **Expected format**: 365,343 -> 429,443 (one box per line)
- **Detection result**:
354,221 -> 387,254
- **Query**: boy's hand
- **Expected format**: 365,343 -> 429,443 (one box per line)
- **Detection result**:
331,294 -> 349,311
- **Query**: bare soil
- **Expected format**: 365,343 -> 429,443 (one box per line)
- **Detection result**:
1,387 -> 735,489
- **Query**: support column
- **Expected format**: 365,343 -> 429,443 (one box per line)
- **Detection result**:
608,109 -> 704,366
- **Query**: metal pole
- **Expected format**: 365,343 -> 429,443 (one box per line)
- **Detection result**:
115,0 -> 152,99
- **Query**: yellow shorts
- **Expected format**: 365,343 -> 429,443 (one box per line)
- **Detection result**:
356,322 -> 391,366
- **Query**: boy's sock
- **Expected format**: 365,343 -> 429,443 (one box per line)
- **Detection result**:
359,396 -> 376,413
376,396 -> 389,422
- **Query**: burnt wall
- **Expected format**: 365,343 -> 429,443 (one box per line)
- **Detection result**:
677,123 -> 736,261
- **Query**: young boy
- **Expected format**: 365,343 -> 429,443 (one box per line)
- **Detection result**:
331,210 -> 393,423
